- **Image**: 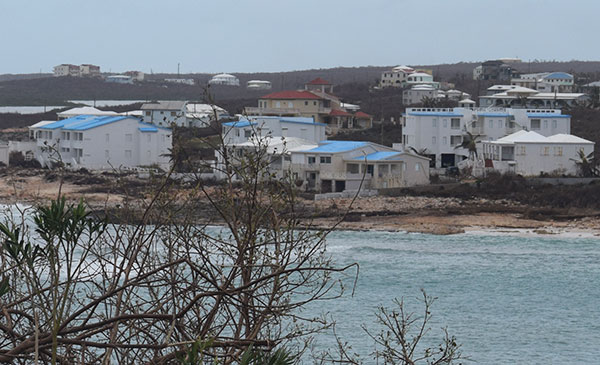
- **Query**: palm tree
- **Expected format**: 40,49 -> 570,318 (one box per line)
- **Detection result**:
455,131 -> 481,161
570,149 -> 598,177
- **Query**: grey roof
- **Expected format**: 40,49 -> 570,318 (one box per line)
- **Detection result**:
141,101 -> 187,110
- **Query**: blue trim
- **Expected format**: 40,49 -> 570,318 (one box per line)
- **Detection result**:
40,115 -> 131,131
301,140 -> 368,153
527,114 -> 570,118
222,120 -> 257,128
477,113 -> 510,117
407,112 -> 463,117
280,119 -> 326,126
138,121 -> 170,131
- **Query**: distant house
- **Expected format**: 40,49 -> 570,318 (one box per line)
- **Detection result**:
290,141 -> 430,192
208,73 -> 240,86
29,115 -> 172,171
245,78 -> 372,133
58,107 -> 119,120
106,75 -> 133,84
511,72 -> 574,93
379,65 -> 415,88
53,64 -> 100,77
124,71 -> 145,81
186,103 -> 228,127
141,101 -> 187,127
479,84 -> 587,108
165,78 -> 195,85
473,60 -> 515,81
482,130 -> 594,176
247,80 -> 272,90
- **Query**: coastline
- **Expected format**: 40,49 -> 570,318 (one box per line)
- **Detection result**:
1,168 -> 599,239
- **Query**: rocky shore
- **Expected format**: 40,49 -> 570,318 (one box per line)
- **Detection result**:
1,167 -> 599,237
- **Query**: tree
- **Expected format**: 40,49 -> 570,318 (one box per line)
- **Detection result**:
455,131 -> 480,161
0,124 -> 357,363
571,148 -> 598,177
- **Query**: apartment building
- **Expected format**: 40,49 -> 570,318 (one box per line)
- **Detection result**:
29,115 -> 171,171
401,107 -> 571,168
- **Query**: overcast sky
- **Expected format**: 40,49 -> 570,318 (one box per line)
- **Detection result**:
1,0 -> 598,74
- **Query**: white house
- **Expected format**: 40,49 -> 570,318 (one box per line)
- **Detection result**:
247,80 -> 272,90
106,75 -> 133,84
141,101 -> 187,127
208,73 -> 240,86
480,84 -> 587,108
401,107 -> 572,168
186,103 -> 229,128
379,65 -> 415,88
29,115 -> 172,171
512,72 -> 574,93
405,72 -> 440,89
482,130 -> 594,176
290,141 -> 430,192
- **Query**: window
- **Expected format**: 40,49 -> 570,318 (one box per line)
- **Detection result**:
531,119 -> 541,130
432,118 -> 437,127
126,134 -> 133,142
518,146 -> 526,155
313,101 -> 317,106
553,146 -> 563,156
276,101 -> 281,108
320,156 -> 331,164
497,120 -> 503,128
145,111 -> 151,116
235,129 -> 240,137
543,120 -> 548,129
443,136 -> 447,145
443,119 -> 447,128
541,146 -> 550,156
432,136 -> 437,144
552,120 -> 557,129
451,118 -> 460,129
488,120 -> 493,129
170,111 -> 176,116
415,163 -> 420,171
305,101 -> 308,106
451,135 -> 462,146
288,102 -> 293,108
244,130 -> 252,138
347,163 -> 359,174
308,156 -> 316,164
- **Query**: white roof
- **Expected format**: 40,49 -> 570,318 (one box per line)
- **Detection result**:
505,86 -> 539,94
392,65 -> 414,72
119,110 -> 143,117
234,136 -> 318,154
412,84 -> 435,90
528,93 -> 586,100
488,85 -> 517,91
546,134 -> 593,144
408,72 -> 432,78
459,98 -> 476,104
58,106 -> 118,117
247,80 -> 271,84
30,120 -> 56,128
186,103 -> 227,114
212,73 -> 237,79
489,131 -> 593,145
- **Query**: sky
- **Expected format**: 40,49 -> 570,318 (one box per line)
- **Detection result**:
1,0 -> 599,75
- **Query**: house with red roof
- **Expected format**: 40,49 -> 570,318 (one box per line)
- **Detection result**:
244,78 -> 372,133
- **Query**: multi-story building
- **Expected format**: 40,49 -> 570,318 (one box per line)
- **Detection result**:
29,115 -> 171,170
479,84 -> 587,108
53,64 -> 100,77
401,107 -> 572,168
482,130 -> 594,176
208,73 -> 240,86
53,64 -> 81,77
473,60 -> 516,81
511,72 -> 574,93
290,141 -> 430,192
245,78 -> 372,133
141,101 -> 188,127
379,65 -> 415,88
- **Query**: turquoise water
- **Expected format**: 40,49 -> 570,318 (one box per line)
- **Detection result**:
310,230 -> 600,364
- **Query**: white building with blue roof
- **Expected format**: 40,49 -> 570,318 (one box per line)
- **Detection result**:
30,115 -> 172,170
402,107 -> 571,169
290,140 -> 430,192
222,116 -> 326,145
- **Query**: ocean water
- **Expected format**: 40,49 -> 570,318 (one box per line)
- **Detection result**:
308,230 -> 600,364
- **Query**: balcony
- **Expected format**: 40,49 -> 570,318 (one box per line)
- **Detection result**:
244,107 -> 300,116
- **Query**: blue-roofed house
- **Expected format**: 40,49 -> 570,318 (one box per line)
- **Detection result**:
29,115 -> 172,170
290,140 -> 429,192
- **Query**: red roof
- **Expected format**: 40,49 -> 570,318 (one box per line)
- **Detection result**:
354,111 -> 372,118
307,77 -> 331,85
260,90 -> 322,100
329,109 -> 353,117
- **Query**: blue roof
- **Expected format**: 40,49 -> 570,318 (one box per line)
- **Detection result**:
527,113 -> 570,118
543,72 -> 573,80
137,121 -> 170,132
302,140 -> 368,153
222,120 -> 257,128
351,151 -> 401,161
407,112 -> 463,117
39,115 -> 131,131
280,117 -> 326,126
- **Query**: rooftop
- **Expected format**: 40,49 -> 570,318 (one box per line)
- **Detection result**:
260,90 -> 322,100
37,115 -> 137,131
542,72 -> 573,80
350,151 -> 402,161
141,101 -> 187,110
306,77 -> 331,85
302,140 -> 369,153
